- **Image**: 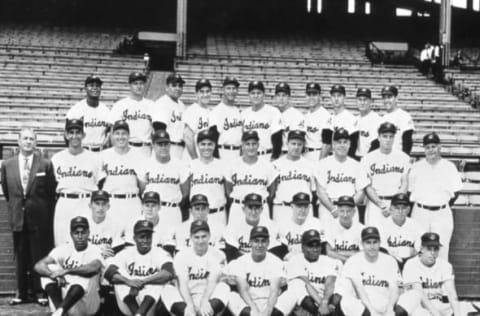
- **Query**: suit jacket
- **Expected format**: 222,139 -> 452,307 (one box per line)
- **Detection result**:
1,153 -> 57,232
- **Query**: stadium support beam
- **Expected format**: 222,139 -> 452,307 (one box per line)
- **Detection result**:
439,0 -> 451,66
176,0 -> 187,58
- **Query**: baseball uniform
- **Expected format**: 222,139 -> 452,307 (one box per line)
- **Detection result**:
87,215 -> 124,251
124,215 -> 172,249
279,106 -> 305,153
209,101 -> 243,161
379,217 -> 424,264
164,218 -> 226,252
277,216 -> 325,256
382,108 -> 415,153
324,220 -> 364,259
328,108 -> 357,135
355,111 -> 382,158
182,102 -> 211,159
304,105 -> 331,161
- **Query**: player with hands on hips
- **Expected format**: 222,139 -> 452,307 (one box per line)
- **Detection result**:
34,217 -> 104,316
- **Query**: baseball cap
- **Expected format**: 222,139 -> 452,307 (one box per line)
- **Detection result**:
287,130 -> 306,142
142,191 -> 160,204
301,229 -> 321,244
84,74 -> 103,86
112,120 -> 129,133
336,196 -> 355,207
248,81 -> 265,93
381,86 -> 398,97
70,216 -> 89,231
250,226 -> 269,240
391,193 -> 410,206
241,130 -> 259,142
330,84 -> 346,95
152,130 -> 170,143
91,190 -> 110,202
361,226 -> 380,241
129,72 -> 147,83
423,132 -> 440,146
223,76 -> 240,87
243,193 -> 263,207
332,128 -> 350,141
190,194 -> 209,206
275,82 -> 291,95
65,119 -> 84,132
421,232 -> 442,247
292,192 -> 310,205
190,220 -> 210,235
197,129 -> 215,143
378,122 -> 397,134
166,73 -> 185,85
195,79 -> 212,92
356,88 -> 371,98
306,82 -> 321,94
134,220 -> 154,235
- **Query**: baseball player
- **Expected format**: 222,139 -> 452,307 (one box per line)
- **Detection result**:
223,193 -> 284,261
327,85 -> 358,158
338,226 -> 403,316
303,82 -> 332,161
139,130 -> 189,227
165,194 -> 225,252
173,220 -> 230,316
104,220 -> 183,316
323,196 -> 364,263
51,119 -> 102,246
397,232 -> 461,316
99,120 -> 144,228
34,217 -> 104,316
355,88 -> 382,160
209,76 -> 243,161
378,193 -> 424,270
274,82 -> 305,154
316,128 -> 370,223
226,226 -> 285,316
188,129 -> 229,226
152,73 -> 186,160
408,132 -> 463,259
225,130 -> 278,225
272,130 -> 316,223
183,79 -> 213,160
241,80 -> 282,162
66,75 -> 110,151
361,122 -> 411,228
109,72 -> 154,157
380,86 -> 415,155
276,229 -> 341,316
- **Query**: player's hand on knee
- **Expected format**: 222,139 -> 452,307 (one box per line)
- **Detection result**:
56,276 -> 68,288
185,303 -> 197,316
199,299 -> 214,316
318,302 -> 331,315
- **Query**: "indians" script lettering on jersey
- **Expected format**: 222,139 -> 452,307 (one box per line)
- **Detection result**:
56,166 -> 93,178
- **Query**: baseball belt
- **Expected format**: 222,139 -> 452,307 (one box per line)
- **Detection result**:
415,203 -> 447,211
218,144 -> 241,150
112,193 -> 138,199
233,198 -> 267,204
160,201 -> 180,207
83,145 -> 102,152
58,193 -> 91,199
273,201 -> 291,206
257,149 -> 273,155
378,195 -> 393,200
305,147 -> 321,152
210,206 -> 226,214
129,141 -> 151,147
170,140 -> 185,147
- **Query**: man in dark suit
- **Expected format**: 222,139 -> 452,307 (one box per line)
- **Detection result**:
1,128 -> 57,305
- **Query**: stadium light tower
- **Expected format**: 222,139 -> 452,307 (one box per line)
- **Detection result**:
439,0 -> 451,65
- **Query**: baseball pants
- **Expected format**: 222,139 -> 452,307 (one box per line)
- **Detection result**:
178,282 -> 230,307
219,148 -> 241,162
170,143 -> 185,161
303,149 -> 322,162
110,196 -> 142,230
138,144 -> 152,158
340,292 -> 394,316
228,292 -> 269,316
209,207 -> 227,227
365,199 -> 392,229
159,205 -> 183,228
275,279 -> 321,315
54,196 -> 91,246
397,289 -> 453,316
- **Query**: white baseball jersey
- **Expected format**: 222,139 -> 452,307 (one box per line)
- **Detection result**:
165,218 -> 225,251
140,157 -> 189,204
174,247 -> 226,296
189,158 -> 227,209
381,108 -> 415,152
109,97 -> 154,143
182,102 -> 211,138
241,105 -> 282,151
304,106 -> 331,150
228,252 -> 285,301
87,216 -> 124,249
402,256 -> 454,302
280,106 -> 305,151
66,99 -> 110,146
341,252 -> 400,301
125,216 -> 171,248
286,253 -> 341,293
360,149 -> 411,196
379,218 -> 424,260
355,111 -> 382,157
209,102 -> 243,146
227,157 -> 278,201
278,217 -> 325,255
51,149 -> 102,193
273,156 -> 316,204
108,246 -> 172,280
316,156 -> 370,201
99,147 -> 145,194
49,243 -> 104,271
152,94 -> 185,143
328,108 -> 357,134
408,158 -> 463,205
324,220 -> 364,255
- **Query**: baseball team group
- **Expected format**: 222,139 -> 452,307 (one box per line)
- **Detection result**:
0,71 -> 464,316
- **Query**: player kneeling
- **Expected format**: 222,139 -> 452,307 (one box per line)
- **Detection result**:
173,220 -> 230,316
397,232 -> 461,316
104,220 -> 183,316
34,216 -> 104,316
276,229 -> 341,316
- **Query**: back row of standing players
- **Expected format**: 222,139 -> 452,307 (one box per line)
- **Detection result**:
58,71 -> 462,261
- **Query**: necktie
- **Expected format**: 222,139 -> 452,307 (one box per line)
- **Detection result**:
22,157 -> 29,189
